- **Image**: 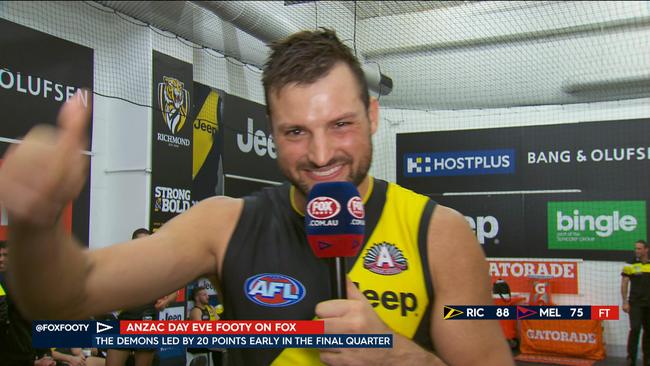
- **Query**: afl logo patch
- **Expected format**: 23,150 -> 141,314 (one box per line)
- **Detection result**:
347,196 -> 364,219
307,197 -> 341,220
244,273 -> 306,307
363,242 -> 408,275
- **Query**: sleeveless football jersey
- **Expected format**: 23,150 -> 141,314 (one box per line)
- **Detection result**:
221,177 -> 436,365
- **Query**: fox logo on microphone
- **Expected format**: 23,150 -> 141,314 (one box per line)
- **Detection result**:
307,197 -> 341,220
245,273 -> 306,307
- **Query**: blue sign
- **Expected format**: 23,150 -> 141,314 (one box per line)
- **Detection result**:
404,149 -> 515,177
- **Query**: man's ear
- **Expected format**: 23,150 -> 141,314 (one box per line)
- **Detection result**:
368,97 -> 379,135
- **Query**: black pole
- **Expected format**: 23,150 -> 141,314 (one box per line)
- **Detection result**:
330,257 -> 347,299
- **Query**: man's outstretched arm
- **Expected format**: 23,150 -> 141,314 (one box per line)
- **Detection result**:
1,93 -> 242,319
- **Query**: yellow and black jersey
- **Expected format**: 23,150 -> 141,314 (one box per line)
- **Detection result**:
222,177 -> 436,366
192,304 -> 218,320
622,258 -> 650,305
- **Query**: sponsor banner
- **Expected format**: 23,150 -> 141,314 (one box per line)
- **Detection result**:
548,201 -> 646,250
221,93 -> 284,195
158,306 -> 184,321
435,194 -> 525,257
192,83 -> 224,200
488,258 -> 580,295
404,149 -> 515,177
397,118 -> 650,194
439,193 -> 644,260
0,19 -> 93,243
150,51 -> 193,231
401,120 -> 650,260
520,319 -> 605,360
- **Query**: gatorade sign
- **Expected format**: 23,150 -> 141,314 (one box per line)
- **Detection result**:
488,258 -> 580,294
547,201 -> 646,250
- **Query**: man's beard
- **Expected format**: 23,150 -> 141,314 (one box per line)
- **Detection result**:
282,142 -> 372,197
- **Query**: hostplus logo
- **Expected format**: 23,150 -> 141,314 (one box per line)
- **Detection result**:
548,201 -> 647,250
404,149 -> 515,177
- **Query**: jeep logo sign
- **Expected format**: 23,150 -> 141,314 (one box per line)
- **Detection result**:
465,215 -> 499,245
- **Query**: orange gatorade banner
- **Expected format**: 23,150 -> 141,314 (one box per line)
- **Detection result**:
488,258 -> 580,294
520,319 -> 605,360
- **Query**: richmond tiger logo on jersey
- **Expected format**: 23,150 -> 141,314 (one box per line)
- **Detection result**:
363,242 -> 408,275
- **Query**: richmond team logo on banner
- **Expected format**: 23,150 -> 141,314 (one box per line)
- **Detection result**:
363,242 -> 408,275
245,273 -> 306,307
158,76 -> 189,135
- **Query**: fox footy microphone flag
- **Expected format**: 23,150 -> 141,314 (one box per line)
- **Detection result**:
305,182 -> 365,298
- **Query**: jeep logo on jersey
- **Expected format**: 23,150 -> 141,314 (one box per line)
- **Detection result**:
307,197 -> 341,220
347,196 -> 364,219
363,242 -> 408,275
244,273 -> 306,307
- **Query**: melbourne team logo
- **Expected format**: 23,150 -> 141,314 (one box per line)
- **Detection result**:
307,197 -> 341,220
158,76 -> 189,134
363,242 -> 408,275
245,273 -> 306,307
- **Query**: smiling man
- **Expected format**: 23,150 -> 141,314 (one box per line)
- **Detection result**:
0,29 -> 513,365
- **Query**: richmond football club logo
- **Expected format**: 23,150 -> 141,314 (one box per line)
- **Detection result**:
158,76 -> 189,134
363,242 -> 408,275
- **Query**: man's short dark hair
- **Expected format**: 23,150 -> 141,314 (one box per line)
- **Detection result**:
132,228 -> 151,239
262,28 -> 369,117
0,241 -> 5,249
192,286 -> 206,300
637,239 -> 648,248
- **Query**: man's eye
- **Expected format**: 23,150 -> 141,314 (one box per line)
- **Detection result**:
335,121 -> 351,128
286,128 -> 303,136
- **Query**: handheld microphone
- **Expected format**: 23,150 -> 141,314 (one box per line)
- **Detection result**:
305,182 -> 365,299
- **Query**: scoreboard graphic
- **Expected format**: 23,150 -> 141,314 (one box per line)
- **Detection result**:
443,305 -> 618,320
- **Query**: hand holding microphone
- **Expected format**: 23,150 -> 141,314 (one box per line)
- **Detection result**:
305,182 -> 365,299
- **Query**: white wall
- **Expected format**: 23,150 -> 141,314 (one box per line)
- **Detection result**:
370,97 -> 650,356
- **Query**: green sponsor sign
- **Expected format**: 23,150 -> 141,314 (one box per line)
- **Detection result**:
548,201 -> 647,250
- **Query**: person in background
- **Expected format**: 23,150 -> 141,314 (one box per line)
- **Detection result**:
189,285 -> 224,366
622,239 -> 650,366
105,229 -> 177,366
0,241 -> 57,366
189,286 -> 219,321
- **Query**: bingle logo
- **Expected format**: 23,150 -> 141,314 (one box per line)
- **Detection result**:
404,149 -> 515,177
548,201 -> 646,250
245,273 -> 306,307
347,197 -> 364,219
236,118 -> 277,159
307,197 -> 341,220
